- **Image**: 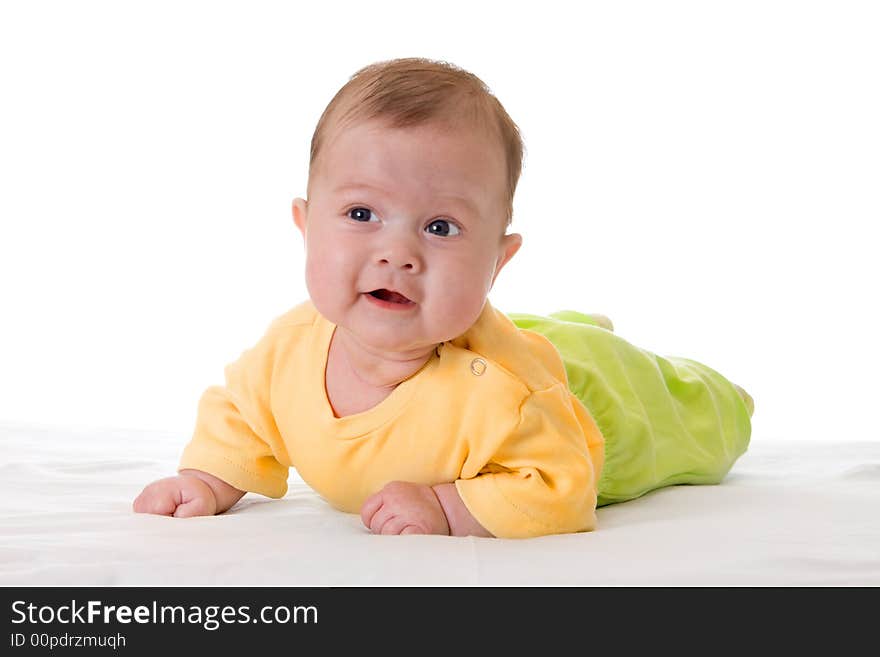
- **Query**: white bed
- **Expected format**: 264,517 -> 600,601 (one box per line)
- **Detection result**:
2,421 -> 877,586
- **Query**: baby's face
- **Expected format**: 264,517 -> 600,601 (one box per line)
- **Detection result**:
293,118 -> 521,356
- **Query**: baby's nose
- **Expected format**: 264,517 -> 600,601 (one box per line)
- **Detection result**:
376,236 -> 423,272
377,249 -> 421,272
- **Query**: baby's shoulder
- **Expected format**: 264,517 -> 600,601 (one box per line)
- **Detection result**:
266,299 -> 320,332
447,301 -> 569,394
237,300 -> 320,366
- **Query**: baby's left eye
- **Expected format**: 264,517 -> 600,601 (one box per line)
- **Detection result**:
347,207 -> 379,223
425,219 -> 461,237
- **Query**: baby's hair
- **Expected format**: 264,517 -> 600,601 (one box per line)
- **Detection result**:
308,57 -> 525,227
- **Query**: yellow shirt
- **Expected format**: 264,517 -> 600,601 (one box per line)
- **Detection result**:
179,299 -> 605,538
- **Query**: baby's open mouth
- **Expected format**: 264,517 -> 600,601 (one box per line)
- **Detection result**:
367,289 -> 414,304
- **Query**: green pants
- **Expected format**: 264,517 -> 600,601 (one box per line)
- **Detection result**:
507,310 -> 752,507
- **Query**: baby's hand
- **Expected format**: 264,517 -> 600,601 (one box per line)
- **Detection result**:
132,475 -> 218,518
360,481 -> 450,535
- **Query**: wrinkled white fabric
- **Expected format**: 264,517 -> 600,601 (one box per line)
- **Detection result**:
1,422 -> 877,585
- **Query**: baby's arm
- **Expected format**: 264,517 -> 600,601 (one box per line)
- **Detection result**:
133,469 -> 245,517
432,483 -> 494,537
359,481 -> 493,537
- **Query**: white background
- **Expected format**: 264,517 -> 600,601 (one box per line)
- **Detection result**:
1,0 -> 877,443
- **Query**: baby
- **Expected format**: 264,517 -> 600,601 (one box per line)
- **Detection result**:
133,57 -> 753,538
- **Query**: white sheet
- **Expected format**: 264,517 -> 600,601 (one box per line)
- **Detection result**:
1,421 -> 878,586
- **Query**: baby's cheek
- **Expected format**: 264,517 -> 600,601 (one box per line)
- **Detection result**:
433,282 -> 488,338
304,253 -> 333,300
307,242 -> 348,280
305,244 -> 360,308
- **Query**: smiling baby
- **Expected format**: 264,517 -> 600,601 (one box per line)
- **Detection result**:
133,57 -> 753,538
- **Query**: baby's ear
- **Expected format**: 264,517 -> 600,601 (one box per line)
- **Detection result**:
491,232 -> 523,287
292,198 -> 308,237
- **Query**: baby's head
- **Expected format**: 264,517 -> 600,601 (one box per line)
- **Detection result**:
292,57 -> 524,356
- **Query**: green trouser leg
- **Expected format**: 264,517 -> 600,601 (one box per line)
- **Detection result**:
506,310 -> 752,507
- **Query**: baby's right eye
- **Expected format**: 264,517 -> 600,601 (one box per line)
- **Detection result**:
347,207 -> 379,223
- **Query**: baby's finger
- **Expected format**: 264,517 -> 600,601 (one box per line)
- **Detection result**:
360,492 -> 384,529
369,505 -> 396,534
132,491 -> 148,513
400,525 -> 422,535
132,489 -> 175,516
380,515 -> 412,536
173,494 -> 215,518
173,483 -> 217,518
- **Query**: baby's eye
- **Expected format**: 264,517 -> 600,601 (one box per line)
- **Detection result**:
425,219 -> 461,237
347,207 -> 379,223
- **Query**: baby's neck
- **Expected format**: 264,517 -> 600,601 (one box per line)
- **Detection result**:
332,328 -> 437,390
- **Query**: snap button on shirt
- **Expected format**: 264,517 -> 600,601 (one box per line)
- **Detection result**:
470,358 -> 487,376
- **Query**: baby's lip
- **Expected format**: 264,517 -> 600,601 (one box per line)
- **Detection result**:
365,288 -> 415,304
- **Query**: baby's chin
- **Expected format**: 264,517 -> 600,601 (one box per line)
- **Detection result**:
345,324 -> 446,355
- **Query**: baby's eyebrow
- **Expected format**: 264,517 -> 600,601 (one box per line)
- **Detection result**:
334,182 -> 384,195
334,182 -> 479,214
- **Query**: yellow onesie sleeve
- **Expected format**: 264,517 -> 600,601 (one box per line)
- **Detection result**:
454,383 -> 601,539
178,326 -> 292,498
